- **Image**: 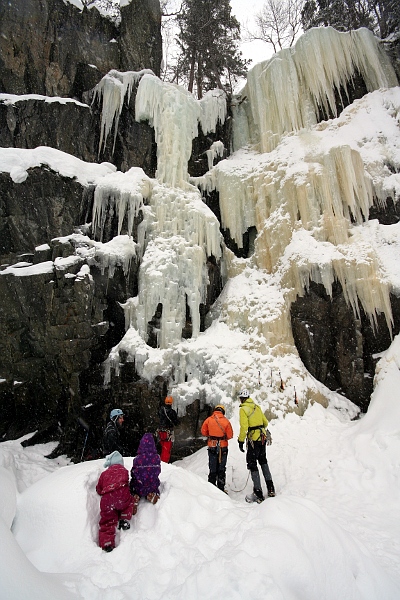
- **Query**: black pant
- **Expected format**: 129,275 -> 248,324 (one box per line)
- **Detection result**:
246,439 -> 272,480
207,446 -> 228,490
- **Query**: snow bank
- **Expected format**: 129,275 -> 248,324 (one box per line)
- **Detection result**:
11,452 -> 400,600
0,518 -> 74,600
0,147 -> 116,185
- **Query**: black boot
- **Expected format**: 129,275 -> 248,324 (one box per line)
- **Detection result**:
267,480 -> 275,497
118,519 -> 130,530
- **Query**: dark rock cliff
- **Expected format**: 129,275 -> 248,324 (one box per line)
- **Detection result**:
0,0 -> 206,459
0,3 -> 399,460
0,0 -> 161,98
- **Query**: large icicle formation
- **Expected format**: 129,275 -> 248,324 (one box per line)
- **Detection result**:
93,70 -> 227,183
135,75 -> 227,187
199,87 -> 400,334
98,179 -> 223,357
127,184 -> 222,348
92,69 -> 154,155
92,74 -> 226,348
236,27 -> 397,153
102,28 -> 400,419
92,167 -> 152,240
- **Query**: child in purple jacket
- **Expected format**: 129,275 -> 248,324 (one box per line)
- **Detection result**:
130,433 -> 161,506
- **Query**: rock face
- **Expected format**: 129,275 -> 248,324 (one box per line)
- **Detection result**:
0,169 -> 91,256
291,283 -> 400,411
0,91 -> 157,173
0,0 -> 161,99
0,98 -> 98,163
119,0 -> 162,76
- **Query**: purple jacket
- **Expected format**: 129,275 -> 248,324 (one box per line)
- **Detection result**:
130,433 -> 161,497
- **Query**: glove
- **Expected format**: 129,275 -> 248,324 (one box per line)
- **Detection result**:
266,430 -> 272,446
238,441 -> 244,452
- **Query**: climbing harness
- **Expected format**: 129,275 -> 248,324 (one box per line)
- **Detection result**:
207,414 -> 227,461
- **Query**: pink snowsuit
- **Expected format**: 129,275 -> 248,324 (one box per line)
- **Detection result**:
96,463 -> 134,550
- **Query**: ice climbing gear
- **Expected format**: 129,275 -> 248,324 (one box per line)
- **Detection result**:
146,492 -> 160,504
110,408 -> 124,421
245,492 -> 264,504
238,389 -> 249,399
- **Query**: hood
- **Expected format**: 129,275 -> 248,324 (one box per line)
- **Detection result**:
104,450 -> 124,468
137,433 -> 157,456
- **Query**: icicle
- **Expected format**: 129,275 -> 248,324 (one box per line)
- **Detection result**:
136,75 -> 227,189
89,235 -> 137,278
198,89 -> 227,135
136,74 -> 200,188
239,27 -> 398,153
92,69 -> 154,155
119,297 -> 139,330
206,141 -> 225,171
135,184 -> 222,348
92,167 -> 152,241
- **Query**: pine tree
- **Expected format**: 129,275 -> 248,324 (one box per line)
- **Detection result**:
175,0 -> 249,98
301,0 -> 399,38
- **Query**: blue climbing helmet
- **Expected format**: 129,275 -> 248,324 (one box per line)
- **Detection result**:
110,408 -> 124,421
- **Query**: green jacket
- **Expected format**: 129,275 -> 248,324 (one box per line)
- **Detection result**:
238,398 -> 268,442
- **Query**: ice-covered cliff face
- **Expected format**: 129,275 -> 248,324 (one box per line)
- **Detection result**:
98,27 -> 400,418
93,71 -> 226,352
235,27 -> 397,154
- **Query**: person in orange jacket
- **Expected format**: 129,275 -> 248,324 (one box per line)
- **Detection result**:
201,405 -> 233,492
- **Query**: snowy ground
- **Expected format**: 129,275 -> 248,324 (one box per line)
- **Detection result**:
1,338 -> 400,599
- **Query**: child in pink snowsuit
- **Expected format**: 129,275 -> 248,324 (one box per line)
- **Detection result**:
96,451 -> 135,552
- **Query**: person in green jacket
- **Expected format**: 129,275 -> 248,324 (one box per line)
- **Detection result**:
237,389 -> 275,503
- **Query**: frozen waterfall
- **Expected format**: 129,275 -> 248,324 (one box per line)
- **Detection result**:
235,27 -> 398,153
100,28 -> 400,416
92,69 -> 154,155
135,75 -> 227,188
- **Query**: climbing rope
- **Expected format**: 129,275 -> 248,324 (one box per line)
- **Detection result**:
228,467 -> 250,493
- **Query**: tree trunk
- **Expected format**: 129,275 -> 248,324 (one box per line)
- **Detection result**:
196,62 -> 203,99
188,51 -> 196,93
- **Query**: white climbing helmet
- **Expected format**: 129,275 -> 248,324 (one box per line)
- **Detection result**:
238,389 -> 249,399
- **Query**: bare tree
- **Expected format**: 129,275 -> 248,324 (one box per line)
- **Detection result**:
160,1 -> 182,82
249,0 -> 305,53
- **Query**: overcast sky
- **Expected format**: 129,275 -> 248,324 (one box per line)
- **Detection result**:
230,0 -> 275,65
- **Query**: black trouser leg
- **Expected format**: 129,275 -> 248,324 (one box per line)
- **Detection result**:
208,448 -> 218,485
217,448 -> 228,490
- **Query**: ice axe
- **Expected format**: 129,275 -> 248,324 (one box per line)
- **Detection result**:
77,417 -> 90,462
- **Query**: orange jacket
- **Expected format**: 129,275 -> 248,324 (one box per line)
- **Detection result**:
201,411 -> 233,448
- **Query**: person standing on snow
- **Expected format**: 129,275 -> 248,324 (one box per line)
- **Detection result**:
201,405 -> 233,492
96,451 -> 135,552
130,433 -> 161,508
157,396 -> 179,463
237,389 -> 275,503
103,408 -> 125,456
